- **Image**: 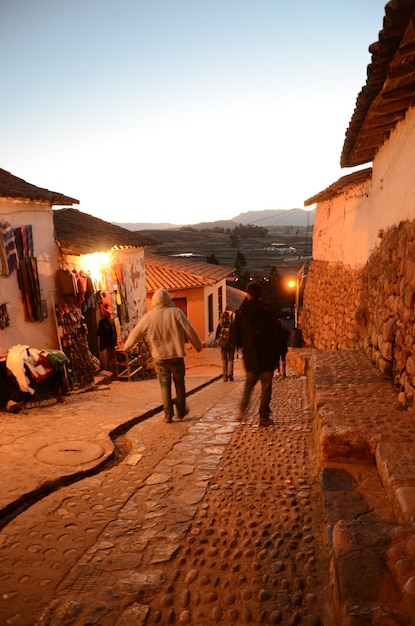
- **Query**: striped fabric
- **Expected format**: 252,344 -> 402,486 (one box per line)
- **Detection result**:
0,220 -> 19,275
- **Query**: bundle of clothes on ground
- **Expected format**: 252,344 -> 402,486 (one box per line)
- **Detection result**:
0,344 -> 69,413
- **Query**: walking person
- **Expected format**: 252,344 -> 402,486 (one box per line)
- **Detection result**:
123,288 -> 203,422
275,318 -> 290,377
215,311 -> 235,381
234,281 -> 280,426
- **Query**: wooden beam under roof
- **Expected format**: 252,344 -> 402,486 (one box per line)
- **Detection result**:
341,1 -> 415,168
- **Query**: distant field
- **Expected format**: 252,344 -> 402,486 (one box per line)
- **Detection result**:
143,224 -> 312,280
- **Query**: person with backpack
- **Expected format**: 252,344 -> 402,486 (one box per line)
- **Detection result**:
234,281 -> 280,426
215,310 -> 235,382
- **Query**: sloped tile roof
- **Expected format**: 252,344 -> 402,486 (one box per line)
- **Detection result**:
304,167 -> 372,206
226,285 -> 247,311
53,208 -> 159,255
145,252 -> 235,293
0,168 -> 79,205
341,0 -> 415,167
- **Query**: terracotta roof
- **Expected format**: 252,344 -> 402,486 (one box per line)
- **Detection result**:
341,0 -> 415,167
304,167 -> 372,206
145,252 -> 235,293
0,168 -> 79,205
53,208 -> 159,255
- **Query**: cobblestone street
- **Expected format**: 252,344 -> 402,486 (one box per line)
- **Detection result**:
145,375 -> 332,626
0,362 -> 332,625
3,347 -> 415,625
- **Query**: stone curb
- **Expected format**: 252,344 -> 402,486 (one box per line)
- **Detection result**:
0,373 -> 222,530
306,349 -> 415,625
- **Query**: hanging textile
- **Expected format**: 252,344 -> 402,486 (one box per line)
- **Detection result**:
17,258 -> 43,322
97,317 -> 117,350
56,268 -> 77,296
116,283 -> 129,324
55,305 -> 95,388
0,220 -> 19,276
13,227 -> 24,260
112,263 -> 124,285
13,225 -> 34,260
0,303 -> 10,329
83,274 -> 95,311
25,225 -> 34,257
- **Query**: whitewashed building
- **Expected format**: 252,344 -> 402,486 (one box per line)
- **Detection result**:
0,168 -> 79,353
301,0 -> 415,401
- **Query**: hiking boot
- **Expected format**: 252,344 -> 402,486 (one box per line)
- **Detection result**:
177,406 -> 189,420
259,418 -> 274,427
6,400 -> 25,414
164,413 -> 173,423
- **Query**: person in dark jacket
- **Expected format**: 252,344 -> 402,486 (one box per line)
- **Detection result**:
97,303 -> 117,371
275,318 -> 290,377
0,360 -> 25,413
234,281 -> 279,426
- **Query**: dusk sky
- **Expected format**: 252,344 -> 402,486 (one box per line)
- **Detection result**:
2,1 -> 385,226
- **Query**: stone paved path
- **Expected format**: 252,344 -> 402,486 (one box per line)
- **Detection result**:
0,372 -> 333,625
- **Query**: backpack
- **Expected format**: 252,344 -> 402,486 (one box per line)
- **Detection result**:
218,324 -> 233,349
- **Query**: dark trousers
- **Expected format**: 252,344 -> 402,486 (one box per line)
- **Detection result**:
154,357 -> 186,418
240,370 -> 273,419
221,347 -> 235,380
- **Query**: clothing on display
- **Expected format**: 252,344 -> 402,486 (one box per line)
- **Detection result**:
55,305 -> 95,388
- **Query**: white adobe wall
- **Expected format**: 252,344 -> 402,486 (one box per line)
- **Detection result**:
312,179 -> 372,268
111,247 -> 147,340
370,105 -> 415,232
204,279 -> 228,346
0,200 -> 60,353
312,106 -> 415,269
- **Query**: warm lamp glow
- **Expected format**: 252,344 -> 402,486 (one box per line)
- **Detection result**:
81,252 -> 109,288
288,279 -> 296,289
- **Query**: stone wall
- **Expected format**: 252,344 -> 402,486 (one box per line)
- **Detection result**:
301,260 -> 363,350
302,219 -> 415,403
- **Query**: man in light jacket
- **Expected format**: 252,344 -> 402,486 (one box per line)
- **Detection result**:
123,288 -> 203,422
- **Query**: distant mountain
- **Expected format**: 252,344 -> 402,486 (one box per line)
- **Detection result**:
233,208 -> 314,228
114,208 -> 315,231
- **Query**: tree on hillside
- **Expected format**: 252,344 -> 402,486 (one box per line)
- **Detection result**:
235,269 -> 250,291
235,250 -> 246,272
233,224 -> 269,238
206,253 -> 220,265
234,251 -> 250,290
263,265 -> 293,315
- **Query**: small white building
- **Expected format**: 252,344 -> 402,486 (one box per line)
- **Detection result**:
301,1 -> 415,400
0,169 -> 158,390
52,208 -> 158,385
0,168 -> 79,354
144,252 -> 236,345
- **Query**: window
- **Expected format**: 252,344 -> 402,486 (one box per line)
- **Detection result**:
218,286 -> 223,318
208,294 -> 214,333
173,297 -> 187,316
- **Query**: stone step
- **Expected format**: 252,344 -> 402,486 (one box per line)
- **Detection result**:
304,348 -> 415,625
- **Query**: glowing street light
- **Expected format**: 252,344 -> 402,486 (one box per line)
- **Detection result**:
287,279 -> 299,329
287,262 -> 309,332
